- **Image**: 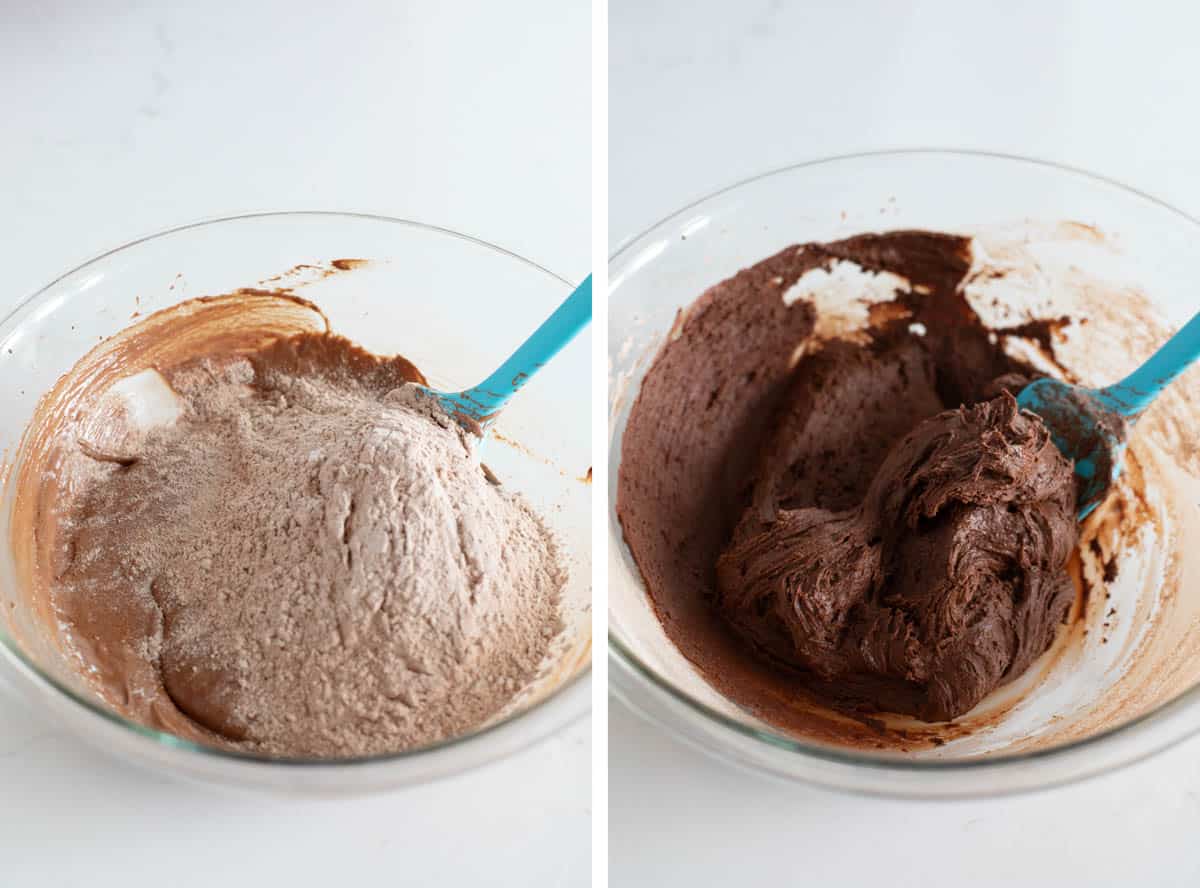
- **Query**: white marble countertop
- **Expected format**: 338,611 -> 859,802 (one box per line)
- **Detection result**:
0,3 -> 589,885
610,3 -> 1200,886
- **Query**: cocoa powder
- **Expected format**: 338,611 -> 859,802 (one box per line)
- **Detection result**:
51,334 -> 566,758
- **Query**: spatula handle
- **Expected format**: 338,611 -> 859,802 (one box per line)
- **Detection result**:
1099,311 -> 1200,417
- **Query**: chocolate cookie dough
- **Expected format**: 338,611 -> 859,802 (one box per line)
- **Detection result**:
618,230 -> 1080,726
718,392 -> 1075,721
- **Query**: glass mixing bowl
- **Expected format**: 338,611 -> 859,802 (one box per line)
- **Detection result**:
0,212 -> 590,795
609,150 -> 1200,798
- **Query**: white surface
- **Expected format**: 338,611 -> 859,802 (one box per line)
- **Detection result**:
611,702 -> 1200,887
610,2 -> 1200,885
0,2 -> 589,886
611,1 -> 1200,245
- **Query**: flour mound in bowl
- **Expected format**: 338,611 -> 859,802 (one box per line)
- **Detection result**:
50,331 -> 565,758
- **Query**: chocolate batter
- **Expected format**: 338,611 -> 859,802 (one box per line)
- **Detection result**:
7,291 -> 567,758
618,231 -> 1080,728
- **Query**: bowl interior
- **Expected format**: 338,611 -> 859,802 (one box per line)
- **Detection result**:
609,153 -> 1200,772
0,213 -> 591,775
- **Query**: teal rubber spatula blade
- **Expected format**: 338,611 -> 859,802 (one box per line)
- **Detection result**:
1017,310 -> 1200,519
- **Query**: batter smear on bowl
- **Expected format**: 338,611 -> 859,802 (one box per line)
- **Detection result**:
11,292 -> 566,758
618,231 -> 1085,732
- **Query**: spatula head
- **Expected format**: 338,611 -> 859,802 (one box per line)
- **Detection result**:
1016,377 -> 1128,519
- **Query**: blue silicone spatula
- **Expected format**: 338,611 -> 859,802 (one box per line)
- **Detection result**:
423,274 -> 591,436
1017,311 -> 1200,519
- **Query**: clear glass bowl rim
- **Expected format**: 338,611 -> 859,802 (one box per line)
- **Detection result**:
608,147 -> 1200,778
0,210 -> 591,770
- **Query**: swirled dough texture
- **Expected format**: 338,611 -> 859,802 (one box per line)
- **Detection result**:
617,229 -> 1082,731
717,393 -> 1076,721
